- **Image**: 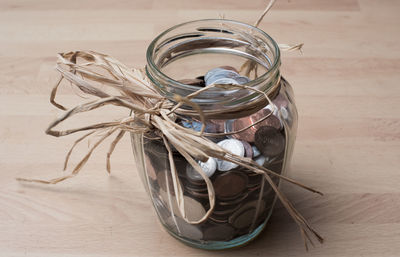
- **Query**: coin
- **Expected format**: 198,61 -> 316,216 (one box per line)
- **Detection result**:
213,202 -> 242,216
234,76 -> 250,84
254,126 -> 285,157
204,68 -> 239,84
241,140 -> 253,158
185,183 -> 207,193
159,190 -> 206,221
203,223 -> 235,241
208,214 -> 228,224
209,77 -> 238,85
247,174 -> 263,191
216,139 -> 245,171
252,145 -> 261,157
206,119 -> 226,133
181,120 -> 203,131
213,171 -> 248,200
254,155 -> 266,166
229,200 -> 266,230
218,192 -> 249,206
186,158 -> 217,181
231,109 -> 282,142
169,216 -> 203,240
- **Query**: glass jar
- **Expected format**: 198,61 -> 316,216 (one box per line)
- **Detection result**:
131,19 -> 298,250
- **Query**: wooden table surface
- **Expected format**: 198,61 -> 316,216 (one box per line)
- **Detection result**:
1,0 -> 399,256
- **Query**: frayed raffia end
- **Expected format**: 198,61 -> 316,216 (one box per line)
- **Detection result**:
17,0 -> 322,249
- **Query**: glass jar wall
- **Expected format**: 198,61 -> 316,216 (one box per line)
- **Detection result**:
131,19 -> 298,250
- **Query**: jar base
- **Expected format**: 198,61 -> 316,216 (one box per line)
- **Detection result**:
165,219 -> 268,250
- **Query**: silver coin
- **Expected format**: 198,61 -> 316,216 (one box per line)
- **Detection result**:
204,68 -> 239,83
181,120 -> 203,131
266,104 -> 279,116
280,106 -> 289,120
207,70 -> 239,81
234,76 -> 250,84
216,139 -> 245,171
207,77 -> 238,86
186,158 -> 217,181
252,145 -> 261,158
255,155 -> 266,166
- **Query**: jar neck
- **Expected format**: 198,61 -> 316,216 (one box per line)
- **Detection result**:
146,19 -> 281,117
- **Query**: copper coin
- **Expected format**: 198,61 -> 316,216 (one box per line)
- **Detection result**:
208,214 -> 228,224
251,108 -> 282,130
247,175 -> 263,191
159,190 -> 206,221
213,203 -> 242,216
254,126 -> 285,157
203,223 -> 235,241
168,216 -> 203,240
185,183 -> 208,193
229,200 -> 266,230
213,171 -> 248,200
241,140 -> 253,158
231,109 -> 282,142
218,192 -> 249,206
187,190 -> 210,199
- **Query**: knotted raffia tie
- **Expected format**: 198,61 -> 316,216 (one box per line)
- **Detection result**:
17,1 -> 323,250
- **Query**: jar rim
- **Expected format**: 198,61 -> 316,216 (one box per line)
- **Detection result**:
145,19 -> 281,91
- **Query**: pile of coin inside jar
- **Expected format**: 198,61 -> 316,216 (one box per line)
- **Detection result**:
143,66 -> 288,242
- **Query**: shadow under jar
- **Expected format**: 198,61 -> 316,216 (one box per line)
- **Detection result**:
131,19 -> 298,250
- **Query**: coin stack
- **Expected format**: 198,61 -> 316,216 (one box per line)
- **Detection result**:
143,66 -> 287,242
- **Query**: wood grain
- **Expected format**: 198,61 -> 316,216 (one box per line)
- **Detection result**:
0,0 -> 399,256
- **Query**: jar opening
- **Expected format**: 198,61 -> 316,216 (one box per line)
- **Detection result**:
146,19 -> 281,111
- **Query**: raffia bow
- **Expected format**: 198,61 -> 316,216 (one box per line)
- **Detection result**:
17,1 -> 323,249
